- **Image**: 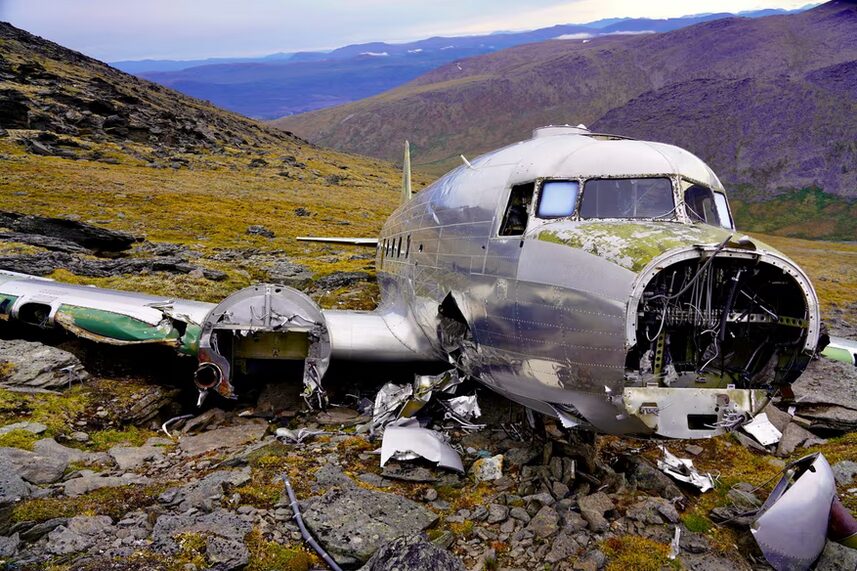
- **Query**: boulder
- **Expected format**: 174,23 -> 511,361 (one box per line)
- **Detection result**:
0,446 -> 67,484
791,357 -> 857,432
178,422 -> 268,456
151,509 -> 253,571
776,422 -> 817,457
470,454 -> 504,481
266,260 -> 313,289
63,470 -> 150,496
33,438 -> 110,466
527,505 -> 560,538
303,486 -> 438,566
159,468 -> 251,512
108,444 -> 165,471
578,492 -> 614,533
0,456 -> 32,534
359,534 -> 465,571
0,339 -> 89,389
625,497 -> 680,525
0,421 -> 47,436
814,541 -> 857,571
832,461 -> 857,486
44,515 -> 114,555
0,532 -> 19,558
617,456 -> 684,501
0,210 -> 141,253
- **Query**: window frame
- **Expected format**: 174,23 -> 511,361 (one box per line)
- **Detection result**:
578,176 -> 677,220
535,179 -> 582,220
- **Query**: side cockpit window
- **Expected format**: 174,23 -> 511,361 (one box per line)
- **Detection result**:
537,180 -> 579,219
580,177 -> 674,219
684,181 -> 734,229
499,182 -> 534,236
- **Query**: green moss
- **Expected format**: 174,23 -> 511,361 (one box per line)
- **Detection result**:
245,529 -> 314,571
172,532 -> 209,570
0,386 -> 90,437
601,535 -> 677,571
87,426 -> 156,451
0,429 -> 40,450
12,483 -> 167,523
681,512 -> 713,533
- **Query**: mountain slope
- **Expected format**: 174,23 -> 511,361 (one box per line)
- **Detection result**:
0,22 -> 417,307
275,0 -> 857,236
118,8 -> 811,119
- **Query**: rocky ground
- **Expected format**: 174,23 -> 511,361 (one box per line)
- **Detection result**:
0,334 -> 855,571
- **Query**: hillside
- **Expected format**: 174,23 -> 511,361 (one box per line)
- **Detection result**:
276,1 -> 857,239
0,21 -> 421,308
117,8 -> 809,120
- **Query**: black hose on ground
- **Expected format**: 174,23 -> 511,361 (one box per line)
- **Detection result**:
281,474 -> 343,571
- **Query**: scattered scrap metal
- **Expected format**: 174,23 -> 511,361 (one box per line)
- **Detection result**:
657,446 -> 715,492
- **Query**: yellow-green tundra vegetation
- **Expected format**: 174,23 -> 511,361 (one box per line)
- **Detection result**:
1,128 -> 856,569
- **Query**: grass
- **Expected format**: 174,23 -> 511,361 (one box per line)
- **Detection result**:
732,188 -> 857,242
245,528 -> 317,571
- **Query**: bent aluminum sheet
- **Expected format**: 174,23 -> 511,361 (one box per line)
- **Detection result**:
380,420 -> 464,473
751,453 -> 836,571
742,412 -> 782,446
657,447 -> 714,492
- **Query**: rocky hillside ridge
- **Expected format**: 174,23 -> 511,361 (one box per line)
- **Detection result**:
0,21 -> 427,308
276,1 -> 857,219
0,21 -> 303,155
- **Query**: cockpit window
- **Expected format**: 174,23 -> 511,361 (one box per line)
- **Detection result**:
684,182 -> 734,229
579,177 -> 674,219
537,180 -> 579,218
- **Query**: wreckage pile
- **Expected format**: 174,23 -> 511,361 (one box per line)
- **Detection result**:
0,338 -> 855,570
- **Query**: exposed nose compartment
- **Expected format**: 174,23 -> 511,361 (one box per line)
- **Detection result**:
622,241 -> 821,438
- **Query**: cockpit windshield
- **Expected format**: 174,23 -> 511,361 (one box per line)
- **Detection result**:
579,177 -> 675,219
683,181 -> 734,229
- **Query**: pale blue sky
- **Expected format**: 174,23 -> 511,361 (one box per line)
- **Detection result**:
0,0 -> 814,61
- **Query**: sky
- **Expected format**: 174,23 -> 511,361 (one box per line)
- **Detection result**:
0,0 -> 816,62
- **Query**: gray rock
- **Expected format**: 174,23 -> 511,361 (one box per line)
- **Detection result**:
527,505 -> 560,538
152,509 -> 252,570
578,492 -> 614,533
832,460 -> 857,486
763,404 -> 793,433
619,456 -> 684,501
246,225 -> 274,238
303,486 -> 438,565
470,454 -> 504,481
0,446 -> 67,484
546,530 -> 579,563
178,422 -> 268,456
776,422 -> 817,457
0,421 -> 47,436
509,507 -> 531,523
487,503 -> 509,524
267,260 -> 313,288
45,525 -> 92,555
0,532 -> 19,558
207,534 -> 250,570
44,515 -> 114,555
791,356 -> 857,431
0,339 -> 89,389
504,447 -> 540,468
161,468 -> 251,512
0,456 -> 32,534
17,517 -> 69,542
814,540 -> 857,571
564,511 -> 588,531
33,437 -> 109,466
381,464 -> 438,483
63,470 -> 150,496
359,534 -> 465,571
626,497 -> 680,525
108,444 -> 165,471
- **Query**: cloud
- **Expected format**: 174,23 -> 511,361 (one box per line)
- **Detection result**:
554,32 -> 594,40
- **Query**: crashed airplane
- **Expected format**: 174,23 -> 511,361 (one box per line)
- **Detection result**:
0,125 -> 825,439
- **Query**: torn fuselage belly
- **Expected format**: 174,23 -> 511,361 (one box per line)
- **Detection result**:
623,247 -> 820,438
195,284 -> 331,404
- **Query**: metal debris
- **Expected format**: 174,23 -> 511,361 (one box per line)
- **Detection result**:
741,412 -> 782,446
161,414 -> 194,439
275,427 -> 324,444
380,419 -> 464,473
668,526 -> 681,560
365,369 -> 463,432
657,447 -> 715,492
751,453 -> 836,571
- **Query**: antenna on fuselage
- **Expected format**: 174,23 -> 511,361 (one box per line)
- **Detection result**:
460,154 -> 473,169
402,140 -> 412,204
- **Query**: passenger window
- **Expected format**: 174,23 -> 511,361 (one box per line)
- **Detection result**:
537,180 -> 579,218
405,235 -> 411,258
396,236 -> 402,258
499,182 -> 535,236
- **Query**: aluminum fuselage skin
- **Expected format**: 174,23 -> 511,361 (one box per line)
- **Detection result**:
372,131 -> 821,435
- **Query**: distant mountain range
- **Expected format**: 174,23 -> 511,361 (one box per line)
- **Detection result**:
111,7 -> 814,119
